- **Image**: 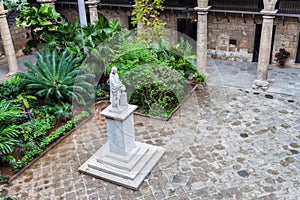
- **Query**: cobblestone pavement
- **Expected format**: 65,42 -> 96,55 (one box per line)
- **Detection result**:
2,84 -> 300,199
207,58 -> 300,97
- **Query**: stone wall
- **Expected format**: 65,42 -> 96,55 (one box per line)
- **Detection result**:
206,13 -> 261,62
5,4 -> 299,68
0,13 -> 31,57
99,8 -> 300,68
273,17 -> 300,68
206,13 -> 300,67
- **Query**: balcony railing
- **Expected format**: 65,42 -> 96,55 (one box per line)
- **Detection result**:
277,0 -> 300,14
209,0 -> 262,12
163,0 -> 196,8
55,0 -> 300,16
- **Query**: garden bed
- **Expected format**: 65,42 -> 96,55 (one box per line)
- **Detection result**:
0,111 -> 92,182
133,83 -> 200,121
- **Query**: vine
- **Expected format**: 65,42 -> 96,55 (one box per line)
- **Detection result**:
131,0 -> 166,41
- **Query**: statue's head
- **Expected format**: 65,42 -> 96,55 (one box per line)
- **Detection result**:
111,67 -> 117,74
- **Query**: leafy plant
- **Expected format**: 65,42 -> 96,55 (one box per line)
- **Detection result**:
0,197 -> 21,200
3,0 -> 28,11
17,94 -> 37,112
18,49 -> 95,105
43,14 -> 121,57
131,0 -> 166,40
52,103 -> 73,122
0,173 -> 10,183
13,111 -> 90,172
16,4 -> 62,47
122,64 -> 188,118
0,100 -> 23,164
275,48 -> 290,67
0,76 -> 23,100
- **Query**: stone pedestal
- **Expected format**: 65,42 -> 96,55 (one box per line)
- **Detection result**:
195,6 -> 211,74
79,104 -> 165,190
252,10 -> 277,90
0,3 -> 18,75
36,0 -> 56,10
86,0 -> 100,25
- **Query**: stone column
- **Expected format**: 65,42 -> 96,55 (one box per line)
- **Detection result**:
195,0 -> 210,74
0,3 -> 18,75
36,0 -> 56,10
253,0 -> 278,90
86,0 -> 100,25
253,11 -> 277,90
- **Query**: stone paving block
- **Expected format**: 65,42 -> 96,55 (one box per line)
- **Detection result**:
1,85 -> 300,199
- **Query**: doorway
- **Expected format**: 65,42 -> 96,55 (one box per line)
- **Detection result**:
177,19 -> 197,41
252,24 -> 276,63
296,33 -> 300,63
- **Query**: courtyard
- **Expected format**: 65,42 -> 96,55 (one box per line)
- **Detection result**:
1,58 -> 300,199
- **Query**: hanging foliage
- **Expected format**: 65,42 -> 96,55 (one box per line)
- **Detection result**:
131,0 -> 166,41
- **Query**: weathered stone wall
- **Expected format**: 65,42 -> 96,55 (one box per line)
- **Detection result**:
0,13 -> 31,57
273,17 -> 300,68
6,4 -> 299,68
206,13 -> 262,62
56,6 -> 79,22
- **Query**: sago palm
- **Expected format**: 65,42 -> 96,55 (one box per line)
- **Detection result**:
18,49 -> 95,105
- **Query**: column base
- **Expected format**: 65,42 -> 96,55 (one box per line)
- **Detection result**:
79,141 -> 165,190
252,79 -> 269,91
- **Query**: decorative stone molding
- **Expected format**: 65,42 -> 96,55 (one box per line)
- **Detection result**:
194,6 -> 211,13
36,0 -> 56,10
263,0 -> 278,11
197,0 -> 209,8
86,0 -> 100,25
260,9 -> 278,16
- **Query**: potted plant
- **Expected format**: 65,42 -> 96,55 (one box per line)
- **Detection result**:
275,48 -> 290,68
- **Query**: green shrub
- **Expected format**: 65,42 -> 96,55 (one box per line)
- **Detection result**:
18,49 -> 95,105
122,64 -> 189,118
13,111 -> 90,172
0,100 -> 23,164
52,103 -> 73,122
17,4 -> 62,44
0,77 -> 23,100
44,14 -> 121,57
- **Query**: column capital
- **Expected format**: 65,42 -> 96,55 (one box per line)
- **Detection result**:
260,9 -> 278,16
36,0 -> 56,3
195,6 -> 211,15
85,0 -> 100,5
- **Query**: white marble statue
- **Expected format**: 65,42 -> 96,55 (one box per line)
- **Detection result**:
109,67 -> 127,108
